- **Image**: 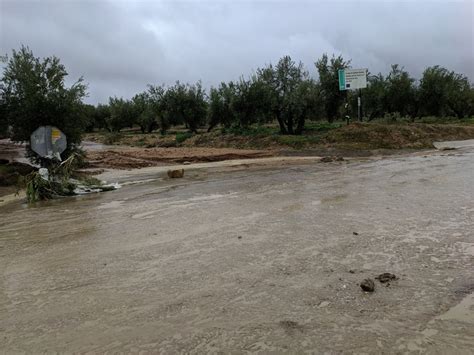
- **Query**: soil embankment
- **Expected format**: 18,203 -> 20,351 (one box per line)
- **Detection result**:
85,147 -> 274,169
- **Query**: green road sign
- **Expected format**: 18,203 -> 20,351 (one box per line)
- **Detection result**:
338,69 -> 346,90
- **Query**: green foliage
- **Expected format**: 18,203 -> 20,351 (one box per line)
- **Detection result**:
304,121 -> 342,132
107,97 -> 136,132
175,131 -> 193,143
0,92 -> 8,137
232,77 -> 270,128
258,56 -> 321,134
132,92 -> 158,133
1,46 -> 87,159
21,153 -> 80,202
20,152 -> 114,203
363,73 -> 387,120
82,104 -> 97,132
147,85 -> 168,134
7,45 -> 471,148
94,104 -> 111,131
418,66 -> 473,118
385,65 -> 416,116
207,82 -> 237,131
159,81 -> 207,134
362,65 -> 474,121
99,54 -> 472,136
315,54 -> 351,121
23,171 -> 71,202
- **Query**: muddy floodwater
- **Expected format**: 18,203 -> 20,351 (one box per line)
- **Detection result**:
1,144 -> 473,353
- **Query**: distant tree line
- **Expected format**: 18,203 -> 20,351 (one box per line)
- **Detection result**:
84,55 -> 474,135
1,46 -> 474,155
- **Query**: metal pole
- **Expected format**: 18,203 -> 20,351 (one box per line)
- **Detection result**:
358,89 -> 362,122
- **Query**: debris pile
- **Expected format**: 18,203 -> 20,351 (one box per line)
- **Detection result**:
21,154 -> 117,202
360,273 -> 399,293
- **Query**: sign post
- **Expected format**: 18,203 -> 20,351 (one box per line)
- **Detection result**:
338,68 -> 367,122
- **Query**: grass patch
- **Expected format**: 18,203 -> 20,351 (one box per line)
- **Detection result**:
273,135 -> 323,149
103,132 -> 124,145
221,125 -> 278,136
415,116 -> 474,125
304,121 -> 343,133
176,131 -> 193,144
325,122 -> 474,149
85,120 -> 474,151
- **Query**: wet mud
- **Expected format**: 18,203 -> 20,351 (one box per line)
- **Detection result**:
0,141 -> 473,353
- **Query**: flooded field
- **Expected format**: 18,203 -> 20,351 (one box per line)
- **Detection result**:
0,144 -> 473,353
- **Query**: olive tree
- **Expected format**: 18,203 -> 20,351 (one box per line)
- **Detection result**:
315,54 -> 351,122
207,82 -> 237,131
1,46 -> 87,157
384,64 -> 417,117
258,56 -> 319,134
419,66 -> 473,118
132,92 -> 158,133
107,97 -> 135,132
160,82 -> 207,133
363,73 -> 387,120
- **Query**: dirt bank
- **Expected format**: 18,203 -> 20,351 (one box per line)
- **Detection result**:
85,122 -> 474,151
325,122 -> 474,149
4,122 -> 474,171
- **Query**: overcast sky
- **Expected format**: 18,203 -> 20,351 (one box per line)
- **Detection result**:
1,0 -> 473,104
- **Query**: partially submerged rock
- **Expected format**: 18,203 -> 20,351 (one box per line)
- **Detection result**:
320,156 -> 334,163
375,273 -> 398,283
167,169 -> 184,178
360,278 -> 375,292
320,156 -> 344,163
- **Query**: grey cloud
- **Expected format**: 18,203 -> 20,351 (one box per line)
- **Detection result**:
1,0 -> 473,104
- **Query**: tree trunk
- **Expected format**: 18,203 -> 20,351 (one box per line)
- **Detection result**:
276,113 -> 287,134
295,116 -> 305,135
287,117 -> 294,135
207,123 -> 217,132
147,121 -> 158,133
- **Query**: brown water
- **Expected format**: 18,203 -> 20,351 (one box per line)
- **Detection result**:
1,145 -> 473,353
